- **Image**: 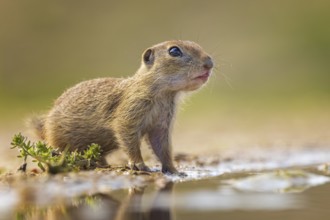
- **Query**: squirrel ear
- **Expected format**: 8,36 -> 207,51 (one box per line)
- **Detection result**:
143,48 -> 154,65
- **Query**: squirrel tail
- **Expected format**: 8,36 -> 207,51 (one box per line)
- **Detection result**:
26,114 -> 46,140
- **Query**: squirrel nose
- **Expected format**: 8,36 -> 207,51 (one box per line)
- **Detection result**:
203,56 -> 213,70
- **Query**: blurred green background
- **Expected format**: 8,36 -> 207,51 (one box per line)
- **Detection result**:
1,0 -> 329,156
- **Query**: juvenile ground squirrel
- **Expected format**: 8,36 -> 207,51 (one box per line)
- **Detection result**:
28,40 -> 213,174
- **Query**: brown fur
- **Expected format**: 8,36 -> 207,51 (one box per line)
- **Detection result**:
28,40 -> 213,174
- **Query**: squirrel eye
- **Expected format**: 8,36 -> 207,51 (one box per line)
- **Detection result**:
168,46 -> 182,57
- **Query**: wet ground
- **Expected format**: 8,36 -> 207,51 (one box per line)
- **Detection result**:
1,147 -> 330,220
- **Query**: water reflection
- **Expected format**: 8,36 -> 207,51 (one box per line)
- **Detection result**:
116,183 -> 173,220
13,182 -> 173,220
3,164 -> 330,220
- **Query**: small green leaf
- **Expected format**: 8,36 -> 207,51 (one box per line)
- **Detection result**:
10,133 -> 102,174
37,162 -> 45,171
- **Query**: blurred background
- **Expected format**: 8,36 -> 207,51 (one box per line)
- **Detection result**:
1,0 -> 330,168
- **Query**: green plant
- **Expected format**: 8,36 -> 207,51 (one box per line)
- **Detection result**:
11,133 -> 102,174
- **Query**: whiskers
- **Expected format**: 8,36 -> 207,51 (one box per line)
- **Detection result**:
211,54 -> 234,90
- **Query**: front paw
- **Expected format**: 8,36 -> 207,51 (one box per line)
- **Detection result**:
162,166 -> 187,177
129,162 -> 151,172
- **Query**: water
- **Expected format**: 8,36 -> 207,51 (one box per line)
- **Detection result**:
1,148 -> 330,220
172,177 -> 330,220
3,171 -> 330,220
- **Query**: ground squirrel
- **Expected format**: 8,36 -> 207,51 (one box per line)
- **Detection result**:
28,40 -> 213,174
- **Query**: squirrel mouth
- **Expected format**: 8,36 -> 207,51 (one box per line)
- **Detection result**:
194,71 -> 210,82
